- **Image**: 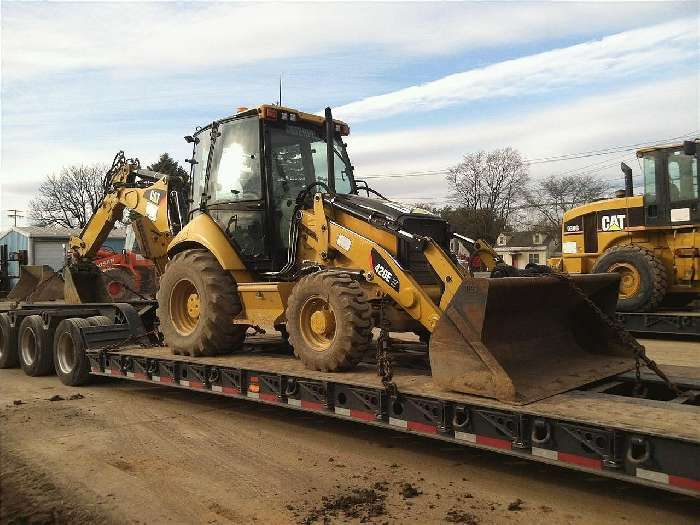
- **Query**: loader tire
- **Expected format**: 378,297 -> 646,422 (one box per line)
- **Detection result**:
54,318 -> 92,386
592,245 -> 667,312
287,272 -> 372,372
104,267 -> 138,301
156,249 -> 246,357
0,313 -> 19,369
18,315 -> 54,377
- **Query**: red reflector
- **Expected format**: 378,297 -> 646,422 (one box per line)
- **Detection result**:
263,107 -> 278,120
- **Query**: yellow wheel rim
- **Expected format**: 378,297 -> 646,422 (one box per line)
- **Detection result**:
608,262 -> 641,299
170,278 -> 200,336
299,295 -> 336,352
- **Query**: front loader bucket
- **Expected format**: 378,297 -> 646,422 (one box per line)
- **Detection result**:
64,261 -> 113,304
7,265 -> 65,302
429,273 -> 634,404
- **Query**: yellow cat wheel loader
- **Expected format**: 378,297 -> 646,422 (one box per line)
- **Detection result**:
65,106 -> 632,403
550,140 -> 699,312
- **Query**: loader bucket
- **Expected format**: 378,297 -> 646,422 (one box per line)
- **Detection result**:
7,265 -> 65,302
429,273 -> 634,404
63,261 -> 113,304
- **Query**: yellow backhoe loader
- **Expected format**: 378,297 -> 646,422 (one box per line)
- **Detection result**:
64,105 -> 632,404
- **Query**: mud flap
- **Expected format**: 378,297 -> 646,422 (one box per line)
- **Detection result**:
7,265 -> 65,302
429,273 -> 634,404
64,261 -> 113,304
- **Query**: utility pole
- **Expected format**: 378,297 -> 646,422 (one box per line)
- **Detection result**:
7,209 -> 24,227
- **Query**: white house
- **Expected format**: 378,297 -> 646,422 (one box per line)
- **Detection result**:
494,231 -> 556,269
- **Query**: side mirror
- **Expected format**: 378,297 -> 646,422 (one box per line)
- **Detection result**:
682,140 -> 697,156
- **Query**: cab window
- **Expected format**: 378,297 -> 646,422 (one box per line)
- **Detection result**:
667,150 -> 698,203
208,118 -> 262,202
642,153 -> 656,204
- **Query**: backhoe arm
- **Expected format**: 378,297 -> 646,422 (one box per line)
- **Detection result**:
68,157 -> 175,273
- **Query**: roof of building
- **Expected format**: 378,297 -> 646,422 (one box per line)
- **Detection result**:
2,226 -> 127,240
496,230 -> 551,249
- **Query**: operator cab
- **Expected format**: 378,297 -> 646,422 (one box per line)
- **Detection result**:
187,106 -> 355,272
639,140 -> 699,226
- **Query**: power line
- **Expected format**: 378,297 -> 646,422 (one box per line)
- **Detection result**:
357,130 -> 698,181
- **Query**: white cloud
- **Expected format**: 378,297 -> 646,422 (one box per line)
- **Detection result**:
347,75 -> 699,202
1,2 -> 689,80
334,18 -> 699,122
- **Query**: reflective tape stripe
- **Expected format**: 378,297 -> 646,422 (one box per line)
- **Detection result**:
531,447 -> 558,460
389,417 -> 408,429
454,431 -> 477,443
636,468 -> 669,484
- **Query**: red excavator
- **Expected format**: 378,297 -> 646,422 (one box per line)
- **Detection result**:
95,247 -> 155,300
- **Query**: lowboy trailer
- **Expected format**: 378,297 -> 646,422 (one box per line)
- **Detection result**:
1,301 -> 699,498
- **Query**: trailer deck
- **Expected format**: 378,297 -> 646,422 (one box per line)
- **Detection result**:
85,337 -> 700,498
617,310 -> 700,337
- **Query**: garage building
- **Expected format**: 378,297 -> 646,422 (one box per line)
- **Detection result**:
0,226 -> 126,291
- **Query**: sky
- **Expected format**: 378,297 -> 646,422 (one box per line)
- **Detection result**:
1,1 -> 699,229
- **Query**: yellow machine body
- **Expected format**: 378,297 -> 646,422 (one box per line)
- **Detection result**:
551,142 -> 699,311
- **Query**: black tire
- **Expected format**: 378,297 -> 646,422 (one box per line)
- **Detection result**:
287,272 -> 372,372
156,249 -> 246,357
18,315 -> 54,377
0,313 -> 19,369
592,245 -> 667,312
86,315 -> 112,326
104,267 -> 138,301
53,318 -> 92,386
136,266 -> 157,296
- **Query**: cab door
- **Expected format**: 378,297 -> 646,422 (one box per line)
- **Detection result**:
665,149 -> 699,225
204,116 -> 271,270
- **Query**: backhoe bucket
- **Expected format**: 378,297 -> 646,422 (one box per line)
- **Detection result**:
7,265 -> 65,302
64,261 -> 113,304
429,273 -> 634,404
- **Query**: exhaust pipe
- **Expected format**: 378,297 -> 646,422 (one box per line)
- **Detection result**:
325,107 -> 335,194
621,162 -> 633,197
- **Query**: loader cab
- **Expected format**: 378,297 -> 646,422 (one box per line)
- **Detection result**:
188,106 -> 356,272
640,143 -> 699,227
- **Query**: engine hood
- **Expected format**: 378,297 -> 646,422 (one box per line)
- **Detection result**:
329,193 -> 441,225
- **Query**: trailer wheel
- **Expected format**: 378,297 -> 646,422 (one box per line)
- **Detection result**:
18,315 -> 54,376
287,272 -> 372,372
53,318 -> 92,386
156,249 -> 247,357
0,313 -> 19,368
592,245 -> 667,312
104,267 -> 138,301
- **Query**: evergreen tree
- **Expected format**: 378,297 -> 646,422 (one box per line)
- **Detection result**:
148,153 -> 188,180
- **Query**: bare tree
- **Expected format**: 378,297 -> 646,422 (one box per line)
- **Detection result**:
29,164 -> 107,228
446,148 -> 528,243
523,174 -> 610,243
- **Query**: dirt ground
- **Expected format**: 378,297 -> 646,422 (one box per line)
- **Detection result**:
1,339 -> 698,524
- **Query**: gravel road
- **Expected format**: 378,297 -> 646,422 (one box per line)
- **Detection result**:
1,339 -> 698,524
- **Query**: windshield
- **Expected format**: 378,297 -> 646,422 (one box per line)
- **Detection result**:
268,123 -> 354,195
190,127 -> 212,207
208,118 -> 262,202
